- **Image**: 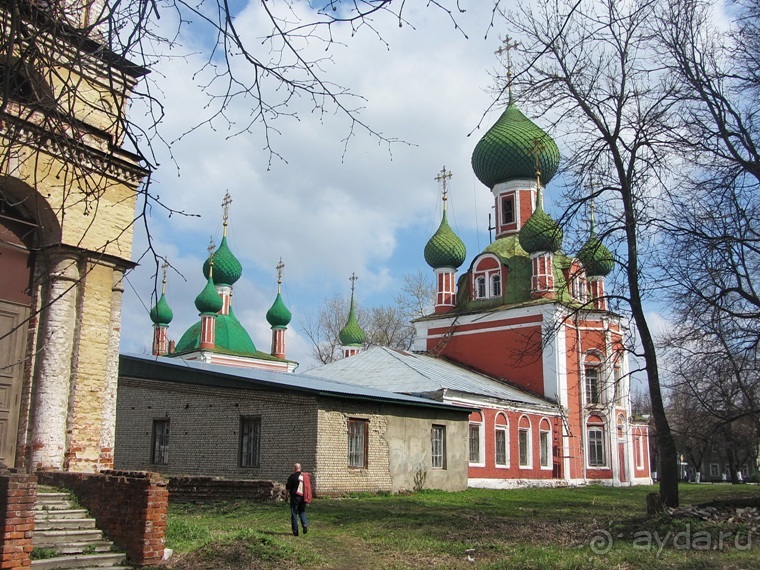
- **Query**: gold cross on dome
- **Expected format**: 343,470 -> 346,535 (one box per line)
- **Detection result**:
276,257 -> 285,287
496,35 -> 520,100
435,166 -> 453,206
161,259 -> 169,293
221,191 -> 233,227
349,272 -> 358,293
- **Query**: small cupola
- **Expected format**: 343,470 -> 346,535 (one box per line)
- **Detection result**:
339,273 -> 365,357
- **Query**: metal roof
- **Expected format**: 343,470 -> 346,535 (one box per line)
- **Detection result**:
308,347 -> 555,409
119,353 -> 472,413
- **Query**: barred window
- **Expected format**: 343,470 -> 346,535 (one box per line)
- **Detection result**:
240,417 -> 261,468
518,428 -> 531,467
540,430 -> 551,468
495,427 -> 508,467
469,424 -> 481,464
348,418 -> 368,468
432,425 -> 446,469
152,420 -> 170,465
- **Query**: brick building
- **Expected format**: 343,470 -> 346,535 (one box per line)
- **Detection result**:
0,1 -> 147,472
115,354 -> 471,494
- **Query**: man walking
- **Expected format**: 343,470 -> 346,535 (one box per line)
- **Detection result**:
286,463 -> 312,536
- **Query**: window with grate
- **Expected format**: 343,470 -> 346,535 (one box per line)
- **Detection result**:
348,418 -> 368,468
240,417 -> 261,468
152,419 -> 170,465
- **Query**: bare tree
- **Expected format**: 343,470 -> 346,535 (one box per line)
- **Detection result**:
500,0 -> 681,505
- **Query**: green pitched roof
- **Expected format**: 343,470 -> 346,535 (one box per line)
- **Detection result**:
173,313 -> 260,356
424,210 -> 467,269
471,102 -> 560,188
339,295 -> 365,346
149,293 -> 173,326
202,236 -> 242,286
266,292 -> 292,328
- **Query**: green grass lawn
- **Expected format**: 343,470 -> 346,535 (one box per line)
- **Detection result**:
159,484 -> 760,569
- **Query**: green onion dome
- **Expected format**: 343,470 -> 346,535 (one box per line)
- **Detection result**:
518,201 -> 563,254
339,297 -> 365,346
471,102 -> 560,188
578,234 -> 614,277
266,292 -> 292,328
424,210 -> 467,269
149,293 -> 173,326
174,314 -> 257,355
202,236 -> 242,286
195,275 -> 223,314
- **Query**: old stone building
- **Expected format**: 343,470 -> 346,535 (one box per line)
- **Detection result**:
0,1 -> 146,471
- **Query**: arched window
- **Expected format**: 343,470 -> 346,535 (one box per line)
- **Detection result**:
491,274 -> 501,297
469,411 -> 484,465
539,419 -> 552,469
494,413 -> 508,467
518,415 -> 532,468
476,276 -> 486,299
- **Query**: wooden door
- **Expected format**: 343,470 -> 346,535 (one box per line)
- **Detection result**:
0,300 -> 28,466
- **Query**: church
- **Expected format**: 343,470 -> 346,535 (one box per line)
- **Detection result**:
311,89 -> 652,487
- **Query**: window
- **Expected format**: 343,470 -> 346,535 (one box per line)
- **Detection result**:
495,428 -> 507,466
588,427 -> 606,467
518,428 -> 531,467
476,276 -> 486,299
240,417 -> 261,468
348,418 -> 368,468
491,274 -> 501,297
502,196 -> 514,224
469,423 -> 483,464
540,429 -> 551,468
585,366 -> 601,404
709,463 -> 720,478
152,420 -> 170,465
635,435 -> 644,470
431,425 -> 446,469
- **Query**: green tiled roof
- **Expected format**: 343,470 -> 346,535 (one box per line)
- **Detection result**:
202,236 -> 242,286
339,296 -> 365,346
195,275 -> 224,314
149,293 -> 173,326
578,233 -> 614,277
471,102 -> 560,188
518,202 -> 563,254
424,210 -> 467,269
173,313 -> 259,356
266,292 -> 292,328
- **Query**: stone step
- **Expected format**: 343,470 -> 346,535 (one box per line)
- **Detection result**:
35,518 -> 97,531
36,499 -> 75,511
30,553 -> 126,570
36,508 -> 89,520
53,541 -> 115,555
33,529 -> 104,548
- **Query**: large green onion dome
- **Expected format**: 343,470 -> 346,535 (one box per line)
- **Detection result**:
266,292 -> 292,328
518,199 -> 563,254
174,314 -> 258,355
578,233 -> 614,277
424,210 -> 467,269
471,102 -> 560,188
195,275 -> 223,315
339,297 -> 365,346
149,293 -> 173,326
202,236 -> 242,286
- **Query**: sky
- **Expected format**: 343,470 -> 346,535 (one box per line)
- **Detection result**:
117,1 -> 674,376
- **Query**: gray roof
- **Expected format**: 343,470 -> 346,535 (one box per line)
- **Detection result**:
308,347 -> 554,409
119,353 -> 472,413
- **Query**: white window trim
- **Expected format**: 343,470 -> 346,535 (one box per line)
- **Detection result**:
539,421 -> 552,470
518,416 -> 532,468
709,463 -> 720,477
635,434 -> 644,470
586,425 -> 607,469
468,421 -> 485,467
494,417 -> 509,468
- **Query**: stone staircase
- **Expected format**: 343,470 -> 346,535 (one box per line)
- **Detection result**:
32,489 -> 130,570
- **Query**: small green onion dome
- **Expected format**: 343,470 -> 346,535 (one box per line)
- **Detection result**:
149,293 -> 173,326
195,275 -> 223,314
578,234 -> 614,277
266,292 -> 292,328
424,210 -> 467,269
339,297 -> 365,346
518,202 -> 563,254
202,236 -> 242,286
471,102 -> 560,188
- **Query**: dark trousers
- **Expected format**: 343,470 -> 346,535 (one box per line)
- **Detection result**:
290,497 -> 307,535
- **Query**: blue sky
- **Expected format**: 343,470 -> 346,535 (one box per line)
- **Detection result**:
118,1 -> 676,378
